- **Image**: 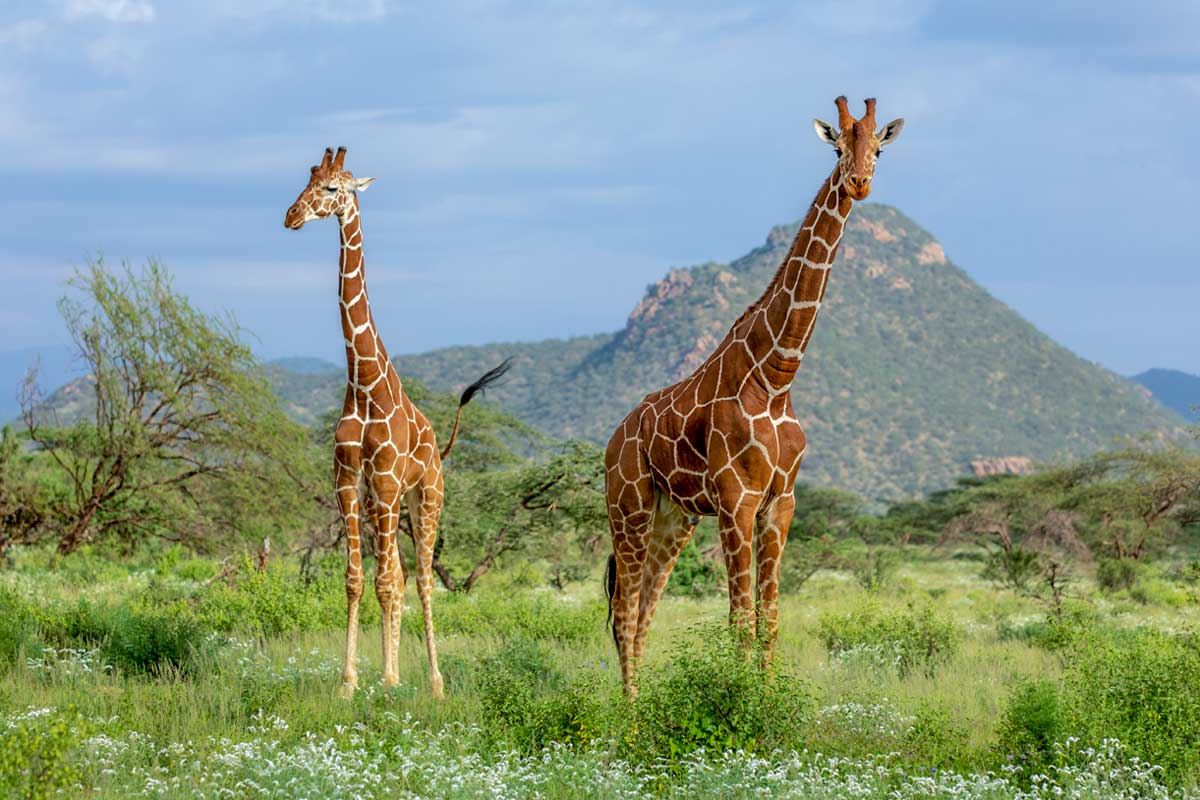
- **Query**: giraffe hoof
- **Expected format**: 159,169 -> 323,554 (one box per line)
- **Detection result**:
338,678 -> 358,700
430,672 -> 445,700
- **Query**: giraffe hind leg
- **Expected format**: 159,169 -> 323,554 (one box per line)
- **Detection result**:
632,496 -> 696,668
407,472 -> 445,699
367,468 -> 405,688
755,493 -> 795,663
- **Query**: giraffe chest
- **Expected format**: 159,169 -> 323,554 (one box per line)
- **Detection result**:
641,393 -> 806,514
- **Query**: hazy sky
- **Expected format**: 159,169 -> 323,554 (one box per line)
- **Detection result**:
2,0 -> 1197,379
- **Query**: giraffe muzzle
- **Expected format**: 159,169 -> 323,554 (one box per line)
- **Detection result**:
846,176 -> 872,200
284,205 -> 306,230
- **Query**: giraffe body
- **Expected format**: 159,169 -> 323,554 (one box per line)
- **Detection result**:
286,148 -> 508,699
605,98 -> 903,694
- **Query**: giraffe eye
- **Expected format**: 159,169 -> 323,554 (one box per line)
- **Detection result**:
834,148 -> 842,158
875,149 -> 881,158
325,186 -> 338,193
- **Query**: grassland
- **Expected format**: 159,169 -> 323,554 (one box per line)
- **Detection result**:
2,548 -> 1199,798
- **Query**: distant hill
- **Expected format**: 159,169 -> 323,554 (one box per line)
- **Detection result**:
22,204 -> 1186,499
1131,368 -> 1200,421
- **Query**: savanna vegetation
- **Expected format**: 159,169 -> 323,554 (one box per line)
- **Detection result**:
2,260 -> 1200,798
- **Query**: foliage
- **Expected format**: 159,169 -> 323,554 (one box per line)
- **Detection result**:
818,601 -> 961,678
665,538 -> 723,597
996,680 -> 1065,775
631,626 -> 813,761
431,439 -> 606,593
1059,628 -> 1200,786
0,707 -> 85,800
20,259 -> 323,555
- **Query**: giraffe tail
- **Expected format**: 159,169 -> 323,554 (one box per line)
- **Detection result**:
439,357 -> 514,460
604,553 -> 618,648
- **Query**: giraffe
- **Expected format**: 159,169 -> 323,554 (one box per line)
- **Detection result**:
603,97 -> 904,695
285,147 -> 511,699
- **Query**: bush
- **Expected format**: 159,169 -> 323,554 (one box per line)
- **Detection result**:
0,588 -> 38,666
473,635 -> 622,751
0,707 -> 85,800
996,680 -> 1064,774
1060,628 -> 1200,786
37,599 -> 214,675
665,540 -> 722,597
818,601 -> 960,678
631,626 -> 813,761
998,607 -> 1093,652
1096,558 -> 1139,592
192,560 -> 346,637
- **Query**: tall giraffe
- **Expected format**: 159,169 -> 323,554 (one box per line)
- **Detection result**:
604,97 -> 904,694
285,147 -> 510,699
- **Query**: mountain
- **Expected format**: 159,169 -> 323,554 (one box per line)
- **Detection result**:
1131,368 -> 1200,421
389,204 -> 1184,498
0,345 -> 80,424
20,204 -> 1186,499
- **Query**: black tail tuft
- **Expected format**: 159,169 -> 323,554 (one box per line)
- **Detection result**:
604,553 -> 618,648
459,357 -> 513,407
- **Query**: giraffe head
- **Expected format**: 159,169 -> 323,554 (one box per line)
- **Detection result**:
284,147 -> 376,230
812,96 -> 903,201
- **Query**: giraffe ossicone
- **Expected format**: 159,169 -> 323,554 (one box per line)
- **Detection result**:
285,146 -> 511,700
603,97 -> 904,696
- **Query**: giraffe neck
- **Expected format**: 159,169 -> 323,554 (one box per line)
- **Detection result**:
748,163 -> 854,389
337,198 -> 390,392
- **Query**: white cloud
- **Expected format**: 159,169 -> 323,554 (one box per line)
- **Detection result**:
0,20 -> 49,50
63,0 -> 156,23
208,0 -> 387,23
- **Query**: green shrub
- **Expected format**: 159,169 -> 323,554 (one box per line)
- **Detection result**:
192,561 -> 334,637
0,706 -> 85,800
998,607 -> 1093,652
631,626 -> 813,762
36,599 -> 214,675
901,701 -> 975,770
665,540 -> 722,597
477,636 -> 563,747
1060,628 -> 1200,786
0,588 -> 38,666
995,680 -> 1064,774
103,604 -> 214,674
1096,558 -> 1139,592
818,601 -> 960,678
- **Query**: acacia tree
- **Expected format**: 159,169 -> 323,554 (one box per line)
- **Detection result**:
427,441 -> 605,593
1067,447 -> 1200,560
22,259 -> 320,555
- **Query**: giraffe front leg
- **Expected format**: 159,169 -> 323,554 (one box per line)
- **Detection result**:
369,475 -> 404,689
755,493 -> 795,664
718,502 -> 759,646
407,472 -> 445,700
334,445 -> 364,699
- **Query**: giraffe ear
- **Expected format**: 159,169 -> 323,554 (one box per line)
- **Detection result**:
813,118 -> 839,148
877,118 -> 904,148
352,177 -> 375,192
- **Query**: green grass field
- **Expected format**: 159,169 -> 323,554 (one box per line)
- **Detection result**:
2,548 -> 1199,798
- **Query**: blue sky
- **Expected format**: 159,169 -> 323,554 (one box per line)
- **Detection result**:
1,0 -> 1198,394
